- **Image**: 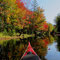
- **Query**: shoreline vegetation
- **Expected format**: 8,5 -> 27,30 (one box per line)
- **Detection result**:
0,0 -> 56,45
0,34 -> 35,40
0,33 -> 35,44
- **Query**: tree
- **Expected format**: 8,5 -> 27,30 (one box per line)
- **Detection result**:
55,14 -> 60,32
0,0 -> 7,32
48,23 -> 54,33
0,0 -> 27,35
0,0 -> 49,35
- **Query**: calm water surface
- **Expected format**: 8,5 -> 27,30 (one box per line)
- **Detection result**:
0,36 -> 60,60
45,42 -> 60,60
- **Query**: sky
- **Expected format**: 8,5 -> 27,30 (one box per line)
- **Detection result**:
37,0 -> 60,25
22,0 -> 60,25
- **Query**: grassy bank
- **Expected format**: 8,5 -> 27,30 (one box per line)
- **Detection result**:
0,33 -> 35,44
20,34 -> 35,39
0,33 -> 35,39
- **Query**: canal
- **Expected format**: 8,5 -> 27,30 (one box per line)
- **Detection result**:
0,35 -> 60,60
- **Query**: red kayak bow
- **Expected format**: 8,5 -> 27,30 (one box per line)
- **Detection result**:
21,42 -> 40,60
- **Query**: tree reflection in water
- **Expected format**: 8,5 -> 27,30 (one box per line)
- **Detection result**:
56,36 -> 60,51
0,36 -> 55,60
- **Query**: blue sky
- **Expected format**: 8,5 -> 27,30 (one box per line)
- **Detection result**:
22,0 -> 60,25
37,0 -> 60,25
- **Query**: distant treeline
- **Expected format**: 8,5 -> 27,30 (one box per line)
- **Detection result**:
55,14 -> 60,33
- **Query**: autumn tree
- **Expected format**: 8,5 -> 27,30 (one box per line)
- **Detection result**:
0,0 -> 27,35
0,0 -> 49,36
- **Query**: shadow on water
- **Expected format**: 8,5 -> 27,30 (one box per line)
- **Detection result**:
56,36 -> 60,51
0,35 -> 60,60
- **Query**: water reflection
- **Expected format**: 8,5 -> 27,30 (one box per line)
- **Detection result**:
45,36 -> 60,60
56,36 -> 60,51
49,35 -> 55,45
0,36 -> 60,60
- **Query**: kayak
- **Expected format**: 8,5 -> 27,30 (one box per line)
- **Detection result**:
20,42 -> 40,60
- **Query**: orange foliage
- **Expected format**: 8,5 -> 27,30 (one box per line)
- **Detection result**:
16,0 -> 33,15
43,24 -> 48,29
16,0 -> 48,31
16,0 -> 26,10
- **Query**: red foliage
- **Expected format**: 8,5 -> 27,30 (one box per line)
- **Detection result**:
44,24 -> 48,29
31,15 -> 35,19
22,16 -> 26,19
43,40 -> 49,46
16,0 -> 26,10
16,0 -> 33,13
28,21 -> 31,24
16,0 -> 34,19
26,10 -> 33,16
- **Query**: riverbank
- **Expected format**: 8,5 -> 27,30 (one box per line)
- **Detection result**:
0,34 -> 35,44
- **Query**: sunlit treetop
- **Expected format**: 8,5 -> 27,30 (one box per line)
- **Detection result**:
16,0 -> 38,11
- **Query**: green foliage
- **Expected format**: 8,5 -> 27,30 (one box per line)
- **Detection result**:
48,23 -> 54,32
3,29 -> 8,35
55,14 -> 60,32
0,0 -> 49,36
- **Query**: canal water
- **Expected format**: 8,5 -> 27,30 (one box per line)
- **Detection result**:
0,35 -> 60,60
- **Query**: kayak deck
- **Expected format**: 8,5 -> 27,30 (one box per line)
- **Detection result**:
21,42 -> 40,60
